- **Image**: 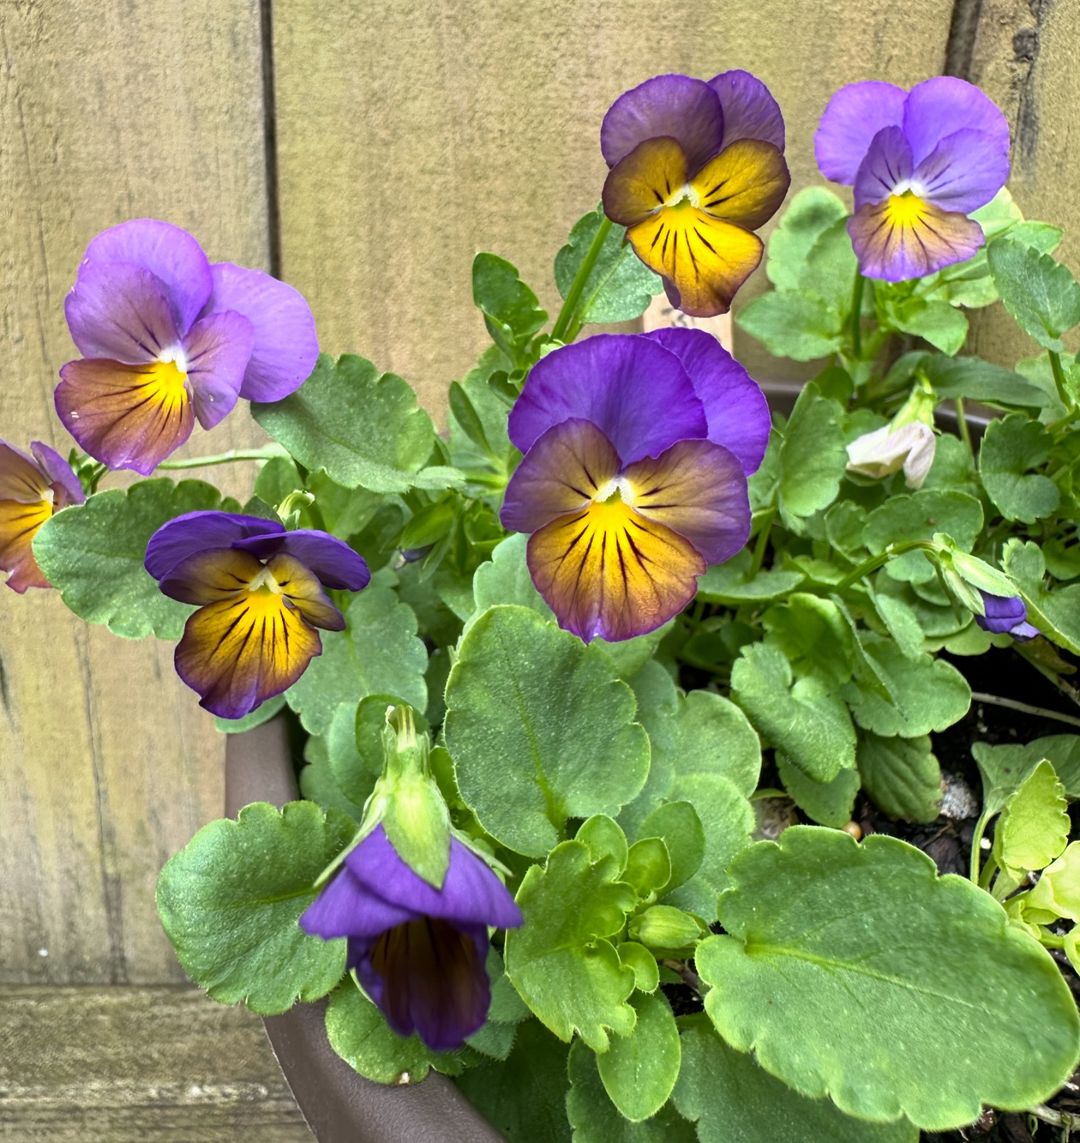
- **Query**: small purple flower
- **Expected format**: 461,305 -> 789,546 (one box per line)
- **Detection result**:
601,71 -> 790,316
0,440 -> 84,592
145,511 -> 369,718
501,330 -> 768,642
301,825 -> 523,1051
57,220 -> 319,474
814,77 -> 1010,281
974,591 -> 1039,642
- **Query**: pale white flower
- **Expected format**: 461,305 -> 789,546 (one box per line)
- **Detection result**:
846,421 -> 936,489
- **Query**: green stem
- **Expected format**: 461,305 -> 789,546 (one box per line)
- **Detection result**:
969,690 -> 1080,730
550,215 -> 613,343
748,507 -> 776,577
834,539 -> 935,592
1048,349 -> 1074,413
849,271 -> 865,360
156,446 -> 289,469
954,396 -> 973,455
969,808 -> 992,884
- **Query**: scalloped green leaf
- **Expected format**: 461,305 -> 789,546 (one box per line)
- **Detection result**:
993,759 -> 1069,878
776,383 -> 848,523
979,413 -> 1059,523
988,237 -> 1080,351
444,606 -> 649,857
857,733 -> 942,823
156,801 -> 355,1014
698,827 -> 1080,1130
33,478 -> 228,639
596,992 -> 681,1122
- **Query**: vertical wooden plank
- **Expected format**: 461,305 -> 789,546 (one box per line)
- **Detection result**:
272,0 -> 955,406
0,0 -> 270,982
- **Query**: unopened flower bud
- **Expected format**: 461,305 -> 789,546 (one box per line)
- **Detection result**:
846,421 -> 936,489
629,905 -> 706,953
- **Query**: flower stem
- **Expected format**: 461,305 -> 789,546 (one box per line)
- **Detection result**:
551,215 -> 613,343
834,539 -> 935,592
748,506 -> 776,577
849,270 -> 865,360
661,958 -> 706,996
1048,349 -> 1075,413
156,445 -> 290,469
969,691 -> 1080,730
954,396 -> 973,455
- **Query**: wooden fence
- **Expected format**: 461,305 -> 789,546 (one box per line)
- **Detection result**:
2,0 -> 1077,990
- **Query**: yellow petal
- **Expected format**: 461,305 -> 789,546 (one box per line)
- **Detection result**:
602,137 -> 691,226
690,139 -> 790,230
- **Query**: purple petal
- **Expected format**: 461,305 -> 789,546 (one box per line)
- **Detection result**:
975,591 -> 1028,634
709,69 -> 785,151
145,510 -> 284,581
205,263 -> 319,402
815,80 -> 906,184
508,334 -> 707,464
300,867 -> 418,939
913,128 -> 1010,214
235,529 -> 371,591
77,219 -> 213,336
853,126 -> 914,211
848,198 -> 984,282
65,261 -> 182,364
600,74 -> 724,171
180,311 -> 252,429
902,76 -> 1010,167
644,328 -> 770,475
30,442 -> 84,506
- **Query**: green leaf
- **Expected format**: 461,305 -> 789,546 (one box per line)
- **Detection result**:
252,354 -> 457,493
993,759 -> 1069,878
673,1022 -> 917,1143
569,1039 -> 695,1142
618,942 -> 660,993
623,838 -> 671,897
800,218 -> 859,311
445,606 -> 650,856
857,733 -> 942,822
863,489 -> 983,584
504,839 -> 637,1050
737,293 -> 844,361
1003,540 -> 1080,654
979,413 -> 1059,522
973,734 -> 1080,811
577,815 -> 629,873
448,379 -> 494,456
285,583 -> 428,734
843,638 -> 970,737
776,383 -> 848,524
699,827 -> 1080,1130
988,237 -> 1080,351
638,802 -> 704,890
33,478 -> 227,639
472,253 -> 548,365
325,977 -> 463,1083
766,187 -> 850,293
1027,842 -> 1080,922
763,594 -> 856,687
156,801 -> 355,1013
555,207 -> 662,324
696,548 -> 805,603
731,642 -> 855,783
596,993 -> 681,1122
214,694 -> 286,735
775,753 -> 858,828
884,297 -> 968,356
300,702 -> 369,821
921,355 -> 1051,409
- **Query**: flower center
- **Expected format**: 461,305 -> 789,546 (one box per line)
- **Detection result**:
663,183 -> 700,211
247,564 -> 284,595
592,475 -> 635,507
883,190 -> 929,228
143,356 -> 189,404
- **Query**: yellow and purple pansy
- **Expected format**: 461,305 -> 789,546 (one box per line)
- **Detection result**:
145,511 -> 370,719
57,220 -> 318,475
814,77 -> 1010,281
601,71 -> 790,316
0,440 -> 84,592
501,330 -> 769,642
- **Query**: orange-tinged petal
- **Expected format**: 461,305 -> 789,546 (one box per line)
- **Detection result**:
602,137 -> 690,226
158,546 -> 266,605
265,552 -> 345,631
627,209 -> 763,316
527,498 -> 705,642
848,195 -> 984,281
689,138 -> 790,230
0,498 -> 53,592
176,589 -> 322,719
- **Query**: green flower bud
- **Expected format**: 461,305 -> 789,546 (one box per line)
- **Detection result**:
628,905 -> 706,954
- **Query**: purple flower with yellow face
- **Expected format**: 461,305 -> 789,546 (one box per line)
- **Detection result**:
0,440 -> 84,592
815,77 -> 1010,281
57,220 -> 318,475
601,71 -> 790,316
145,512 -> 369,718
301,825 -> 523,1051
501,331 -> 768,642
974,591 -> 1039,642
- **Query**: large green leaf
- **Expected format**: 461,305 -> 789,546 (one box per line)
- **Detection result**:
979,413 -> 1059,522
596,992 -> 681,1122
863,489 -> 983,585
554,207 -> 662,324
738,292 -> 845,361
284,582 -> 428,734
156,801 -> 355,1014
504,839 -> 637,1050
921,355 -> 1051,410
884,296 -> 968,356
776,383 -> 848,525
252,354 -> 459,493
765,187 -> 849,294
444,606 -> 649,857
698,827 -> 1080,1130
988,237 -> 1080,352
33,478 -> 228,639
672,1022 -> 917,1143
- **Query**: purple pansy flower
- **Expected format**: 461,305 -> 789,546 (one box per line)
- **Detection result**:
814,77 -> 1010,281
145,511 -> 369,718
601,71 -> 790,316
301,825 -> 523,1051
500,330 -> 769,642
57,220 -> 319,475
0,440 -> 84,592
974,591 -> 1039,642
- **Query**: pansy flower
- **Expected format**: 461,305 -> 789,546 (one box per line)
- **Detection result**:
814,77 -> 1010,280
974,591 -> 1039,642
301,824 -> 523,1050
601,71 -> 790,316
0,440 -> 84,592
145,511 -> 369,718
501,330 -> 769,642
57,220 -> 318,475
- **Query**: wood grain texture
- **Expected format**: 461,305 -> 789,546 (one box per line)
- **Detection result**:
0,986 -> 311,1141
271,0 -> 955,403
0,0 -> 270,984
